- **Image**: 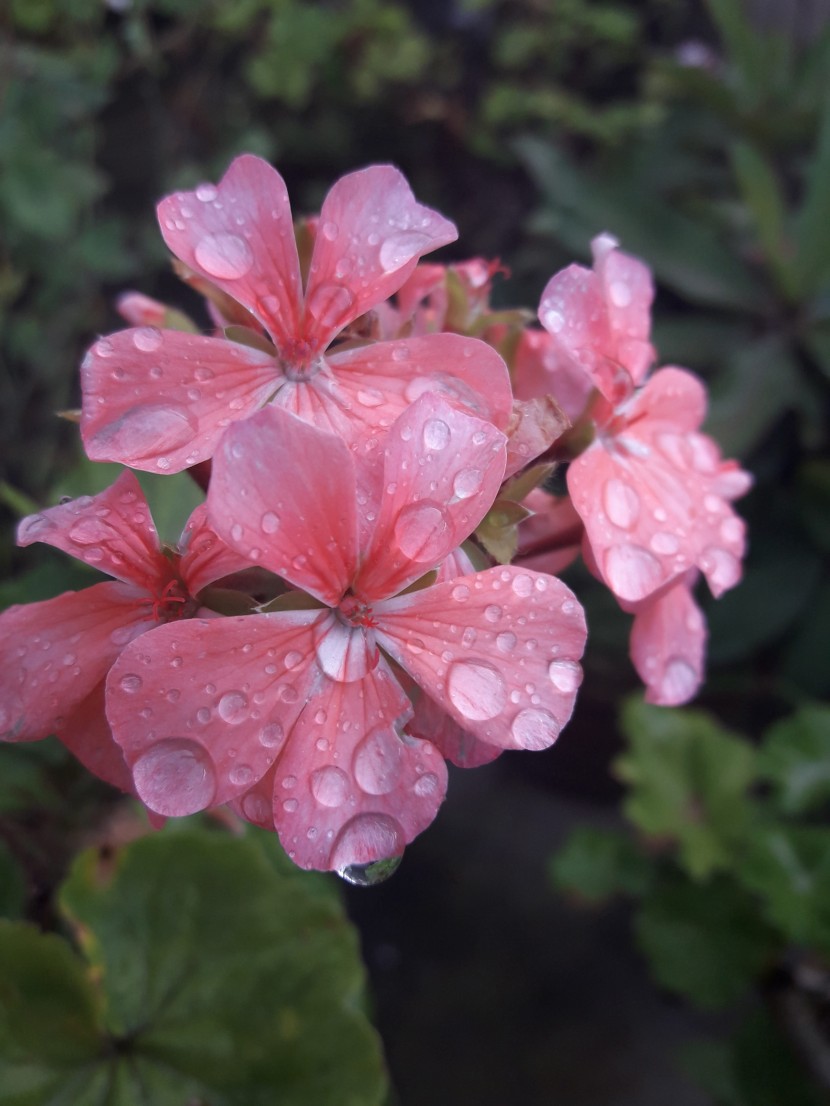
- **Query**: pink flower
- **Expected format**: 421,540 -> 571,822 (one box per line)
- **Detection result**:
0,471 -> 249,790
105,397 -> 587,870
627,571 -> 707,705
81,155 -> 512,472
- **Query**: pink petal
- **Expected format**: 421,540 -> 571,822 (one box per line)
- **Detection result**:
106,611 -> 323,816
625,366 -> 706,431
81,329 -> 278,473
266,656 -> 447,871
178,503 -> 255,596
515,490 -> 583,577
303,166 -> 457,351
406,686 -> 502,768
208,405 -> 358,605
591,233 -> 655,389
58,681 -> 137,794
116,292 -> 168,327
374,566 -> 587,751
17,471 -> 166,587
0,582 -> 155,743
629,574 -> 706,705
330,333 -> 514,447
504,395 -> 568,478
157,154 -> 303,351
512,328 -> 592,424
358,397 -> 507,600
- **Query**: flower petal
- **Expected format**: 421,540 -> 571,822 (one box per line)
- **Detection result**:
106,611 -> 322,816
591,233 -> 655,389
629,573 -> 706,705
304,166 -> 457,350
156,154 -> 303,351
208,405 -> 358,605
0,582 -> 155,743
251,656 -> 446,872
358,397 -> 507,600
178,503 -> 255,596
81,329 -> 277,473
512,328 -> 592,424
17,471 -> 165,587
406,685 -> 502,768
374,566 -> 587,751
58,681 -> 137,794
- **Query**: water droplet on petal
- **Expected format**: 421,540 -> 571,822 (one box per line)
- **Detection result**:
701,545 -> 740,594
321,220 -> 338,241
379,230 -> 430,274
604,543 -> 663,600
510,708 -> 560,750
414,772 -> 440,798
548,659 -> 583,693
447,660 -> 507,720
258,722 -> 285,749
305,282 -> 355,331
603,478 -> 641,530
217,691 -> 249,723
496,632 -> 517,653
338,853 -> 403,886
93,403 -> 197,462
261,511 -> 280,534
195,183 -> 217,202
242,792 -> 272,825
609,280 -> 632,307
119,673 -> 143,693
357,387 -> 384,408
330,812 -> 405,873
311,765 -> 350,808
452,468 -> 482,499
542,308 -> 564,333
485,605 -> 502,623
422,418 -> 451,451
354,728 -> 404,795
230,764 -> 254,787
133,738 -> 216,815
195,707 -> 211,724
662,657 -> 698,702
194,233 -> 254,280
511,573 -> 533,597
133,326 -> 163,353
394,502 -> 450,563
283,798 -> 299,813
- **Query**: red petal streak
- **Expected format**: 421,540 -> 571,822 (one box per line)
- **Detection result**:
0,582 -> 155,743
157,154 -> 303,351
359,397 -> 507,600
106,611 -> 322,816
304,166 -> 457,351
375,566 -> 587,751
81,329 -> 277,473
208,405 -> 358,605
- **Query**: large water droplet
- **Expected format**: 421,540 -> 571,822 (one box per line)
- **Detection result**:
242,791 -> 272,825
603,478 -> 641,530
662,657 -> 698,702
330,812 -> 405,873
548,659 -> 583,693
92,403 -> 197,462
311,765 -> 350,808
609,280 -> 632,307
261,511 -> 280,534
337,853 -> 403,887
496,631 -> 517,653
422,418 -> 451,451
305,282 -> 355,331
414,772 -> 440,798
447,660 -> 507,720
133,738 -> 216,815
701,545 -> 740,594
604,543 -> 663,601
217,691 -> 249,723
195,182 -> 217,202
133,326 -> 163,353
510,708 -> 560,750
542,307 -> 564,333
452,468 -> 482,499
258,721 -> 285,749
194,233 -> 254,280
511,573 -> 533,597
393,502 -> 450,563
353,728 -> 404,795
379,230 -> 430,274
230,764 -> 254,787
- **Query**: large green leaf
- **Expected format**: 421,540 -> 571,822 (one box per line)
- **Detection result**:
616,699 -> 756,879
550,825 -> 652,904
0,829 -> 387,1105
759,705 -> 830,815
635,874 -> 774,1009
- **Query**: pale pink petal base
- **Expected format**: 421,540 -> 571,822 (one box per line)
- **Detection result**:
629,575 -> 706,705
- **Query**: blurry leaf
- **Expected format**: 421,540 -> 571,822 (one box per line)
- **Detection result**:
550,825 -> 652,903
0,738 -> 73,817
705,527 -> 823,665
740,826 -> 830,954
730,140 -> 795,298
135,470 -> 204,547
760,705 -> 830,815
616,699 -> 756,878
795,88 -> 830,295
0,829 -> 387,1105
517,138 -> 765,311
797,459 -> 830,551
635,873 -> 774,1008
682,1009 -> 826,1106
782,580 -> 830,698
0,842 -> 26,919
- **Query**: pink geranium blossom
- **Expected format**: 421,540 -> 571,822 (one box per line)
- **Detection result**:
105,396 -> 587,870
0,471 -> 249,790
81,155 -> 512,473
627,571 -> 707,706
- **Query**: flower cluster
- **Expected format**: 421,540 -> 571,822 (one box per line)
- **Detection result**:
0,155 -> 749,876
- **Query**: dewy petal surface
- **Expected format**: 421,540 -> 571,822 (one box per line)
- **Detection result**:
58,681 -> 136,794
157,154 -> 303,350
359,396 -> 507,600
0,581 -> 155,743
208,405 -> 359,605
304,165 -> 457,350
375,566 -> 587,751
629,574 -> 706,706
81,329 -> 278,473
266,655 -> 446,871
178,503 -> 255,595
17,470 -> 165,588
106,611 -> 322,816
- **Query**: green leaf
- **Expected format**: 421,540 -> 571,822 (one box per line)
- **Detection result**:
760,705 -> 830,815
0,829 -> 387,1105
0,842 -> 26,919
730,140 -> 795,298
550,826 -> 652,903
795,88 -> 830,295
616,699 -> 756,878
635,873 -> 774,1008
740,825 -> 830,954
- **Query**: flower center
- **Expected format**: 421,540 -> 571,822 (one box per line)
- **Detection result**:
152,577 -> 195,623
338,594 -> 378,629
280,339 -> 324,382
